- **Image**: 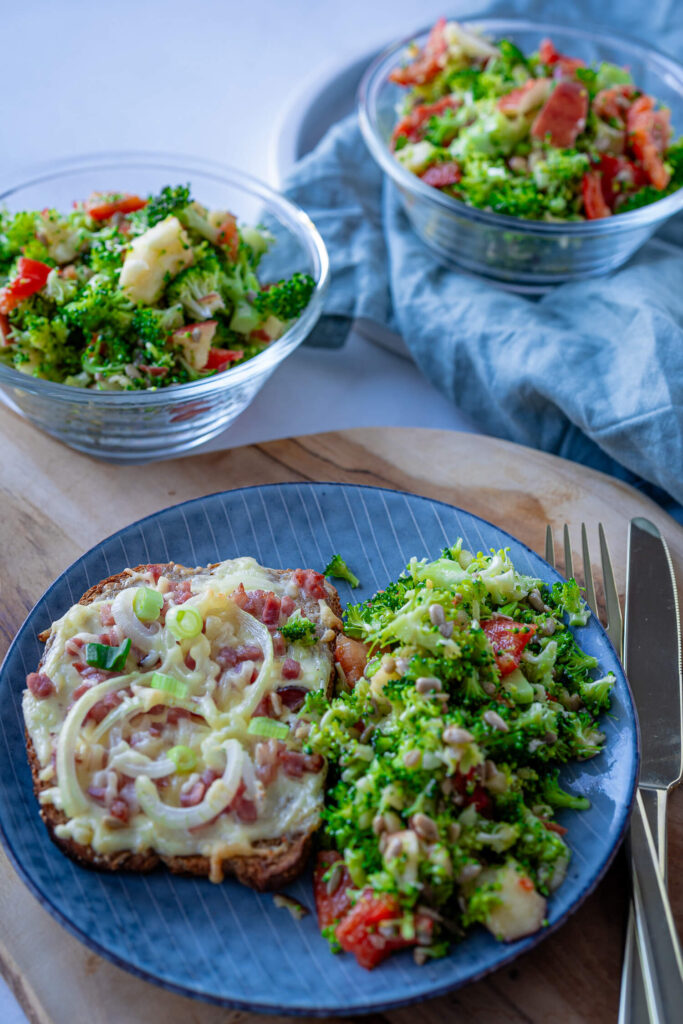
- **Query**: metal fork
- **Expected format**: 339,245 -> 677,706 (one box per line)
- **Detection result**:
544,522 -> 622,652
545,524 -> 660,1023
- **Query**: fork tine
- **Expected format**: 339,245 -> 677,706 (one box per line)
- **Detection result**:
545,524 -> 555,567
563,524 -> 574,579
598,522 -> 624,659
581,522 -> 598,616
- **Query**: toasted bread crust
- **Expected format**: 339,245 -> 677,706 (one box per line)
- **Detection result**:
27,561 -> 342,890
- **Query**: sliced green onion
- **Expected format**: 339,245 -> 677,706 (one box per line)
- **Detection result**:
149,672 -> 189,699
166,605 -> 203,641
133,587 -> 164,622
248,717 -> 289,740
85,638 -> 131,672
167,745 -> 197,773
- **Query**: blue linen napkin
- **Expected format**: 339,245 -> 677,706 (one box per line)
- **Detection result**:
282,1 -> 683,520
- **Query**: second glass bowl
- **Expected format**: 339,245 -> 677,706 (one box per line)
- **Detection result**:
358,19 -> 683,291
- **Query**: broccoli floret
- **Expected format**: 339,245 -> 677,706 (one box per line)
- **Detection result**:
131,305 -> 183,346
323,554 -> 360,588
63,276 -> 134,335
4,313 -> 73,379
88,231 -> 126,275
320,923 -> 342,954
547,579 -> 590,627
552,629 -> 598,686
343,578 -> 412,639
595,61 -> 633,91
560,714 -> 606,761
574,67 -> 599,98
580,672 -> 615,710
497,39 -> 528,74
45,268 -> 78,306
281,612 -> 317,645
0,210 -> 51,266
302,689 -> 330,718
541,771 -> 590,810
253,272 -> 315,321
139,184 -> 192,228
166,251 -> 226,320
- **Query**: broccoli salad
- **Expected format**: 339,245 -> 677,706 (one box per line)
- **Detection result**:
388,19 -> 683,220
0,185 -> 315,389
304,541 -> 615,969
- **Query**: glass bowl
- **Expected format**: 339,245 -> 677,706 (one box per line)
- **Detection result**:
358,19 -> 683,291
0,154 -> 329,462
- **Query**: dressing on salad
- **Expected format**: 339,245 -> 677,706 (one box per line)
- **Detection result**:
303,540 -> 615,969
389,19 -> 683,220
0,185 -> 314,388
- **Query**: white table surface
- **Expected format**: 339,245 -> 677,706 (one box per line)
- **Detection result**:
0,0 -> 475,1018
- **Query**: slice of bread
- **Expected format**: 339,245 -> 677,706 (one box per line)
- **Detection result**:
24,559 -> 343,890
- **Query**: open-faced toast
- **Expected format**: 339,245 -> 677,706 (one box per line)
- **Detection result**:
24,558 -> 343,890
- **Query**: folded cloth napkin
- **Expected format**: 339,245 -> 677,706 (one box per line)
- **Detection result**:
281,2 -> 683,522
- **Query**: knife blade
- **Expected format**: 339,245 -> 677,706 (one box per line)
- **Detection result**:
625,517 -> 682,795
619,516 -> 683,1023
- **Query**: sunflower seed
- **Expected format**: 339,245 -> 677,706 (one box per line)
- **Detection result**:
403,748 -> 421,767
448,822 -> 461,842
416,676 -> 442,694
384,835 -> 403,860
458,863 -> 482,884
439,620 -> 454,638
325,860 -> 344,896
372,814 -> 386,835
483,710 -> 509,733
411,812 -> 438,841
429,603 -> 446,626
442,726 -> 473,746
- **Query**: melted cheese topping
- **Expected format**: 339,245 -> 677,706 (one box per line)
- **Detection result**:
23,558 -> 334,868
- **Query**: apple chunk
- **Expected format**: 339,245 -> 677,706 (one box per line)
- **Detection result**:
171,320 -> 217,370
476,861 -> 547,942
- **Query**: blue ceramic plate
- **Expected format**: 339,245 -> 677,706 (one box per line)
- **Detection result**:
0,483 -> 638,1015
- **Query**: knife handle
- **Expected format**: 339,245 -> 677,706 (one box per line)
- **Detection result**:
618,789 -> 667,1024
626,791 -> 683,1022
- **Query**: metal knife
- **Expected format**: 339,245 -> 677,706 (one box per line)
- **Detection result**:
619,516 -> 683,1023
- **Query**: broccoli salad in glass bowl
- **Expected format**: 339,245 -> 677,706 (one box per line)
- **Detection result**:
0,184 -> 315,390
304,541 -> 616,970
388,19 -> 683,221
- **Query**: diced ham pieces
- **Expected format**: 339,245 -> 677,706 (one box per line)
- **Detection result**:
291,569 -> 328,601
26,671 -> 55,698
498,78 -> 551,115
282,658 -> 302,680
531,80 -> 589,148
276,686 -> 308,712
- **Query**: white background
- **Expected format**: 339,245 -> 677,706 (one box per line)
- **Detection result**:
0,0 -> 479,1018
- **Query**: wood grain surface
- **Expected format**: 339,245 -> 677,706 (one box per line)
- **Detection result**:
1,406 -> 682,1024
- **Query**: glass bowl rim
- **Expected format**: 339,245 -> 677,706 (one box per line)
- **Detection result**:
358,16 -> 683,235
0,151 -> 330,404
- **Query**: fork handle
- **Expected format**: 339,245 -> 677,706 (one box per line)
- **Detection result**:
618,789 -> 667,1024
623,790 -> 683,1023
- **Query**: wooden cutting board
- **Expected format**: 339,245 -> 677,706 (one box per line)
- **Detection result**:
1,410 -> 682,1024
